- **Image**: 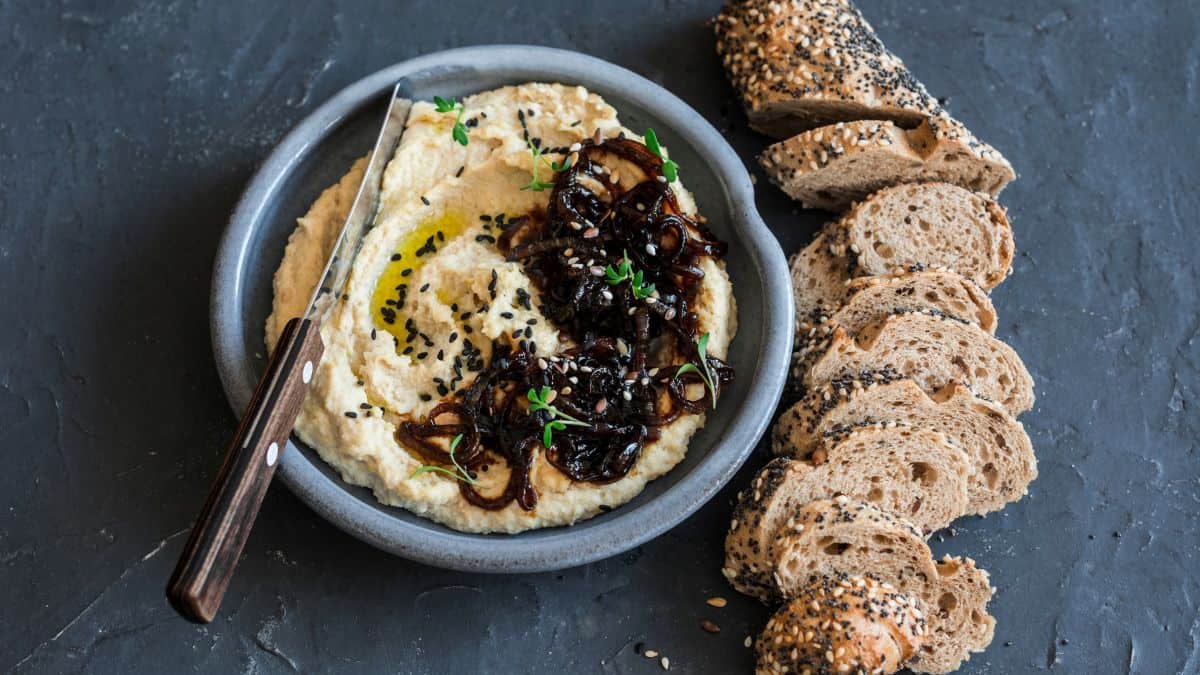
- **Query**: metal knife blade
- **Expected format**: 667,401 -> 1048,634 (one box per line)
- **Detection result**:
304,84 -> 412,323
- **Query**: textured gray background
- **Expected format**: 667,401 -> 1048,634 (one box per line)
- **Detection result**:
2,0 -> 1197,673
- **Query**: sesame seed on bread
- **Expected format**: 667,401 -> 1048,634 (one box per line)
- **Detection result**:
774,375 -> 1037,514
713,0 -> 942,139
802,310 -> 1035,417
756,573 -> 927,675
759,118 -> 1015,211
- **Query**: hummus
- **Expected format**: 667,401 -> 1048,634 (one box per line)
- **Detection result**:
267,83 -> 736,533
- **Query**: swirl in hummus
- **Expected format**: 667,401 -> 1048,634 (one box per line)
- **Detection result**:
267,83 -> 736,533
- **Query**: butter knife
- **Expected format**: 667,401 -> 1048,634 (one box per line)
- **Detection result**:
167,85 -> 413,623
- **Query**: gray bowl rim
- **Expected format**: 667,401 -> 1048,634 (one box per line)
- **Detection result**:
211,45 -> 793,572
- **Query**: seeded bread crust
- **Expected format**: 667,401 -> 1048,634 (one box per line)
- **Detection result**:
759,118 -> 1015,211
795,269 -> 999,358
802,310 -> 1036,416
756,574 -> 927,675
774,375 -> 1037,514
713,0 -> 941,139
909,556 -> 996,674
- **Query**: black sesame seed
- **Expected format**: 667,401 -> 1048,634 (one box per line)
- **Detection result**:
420,283 -> 430,292
420,394 -> 432,402
359,403 -> 372,410
344,411 -> 358,419
420,195 -> 430,205
401,268 -> 412,277
391,253 -> 402,261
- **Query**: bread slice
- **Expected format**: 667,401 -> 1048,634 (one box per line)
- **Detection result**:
909,556 -> 997,674
723,459 -> 813,602
806,425 -> 973,533
713,0 -> 941,139
756,573 -> 927,675
768,498 -> 937,601
759,117 -> 1015,211
835,182 -> 1014,289
802,310 -> 1035,416
774,375 -> 1037,514
766,499 -> 995,674
724,425 -> 969,600
788,231 -> 855,329
795,269 -> 998,356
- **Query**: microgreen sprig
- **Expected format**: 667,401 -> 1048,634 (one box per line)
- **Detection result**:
674,332 -> 718,409
521,139 -> 571,192
433,96 -> 469,146
603,251 -> 657,300
527,386 -> 589,447
643,128 -> 679,182
409,433 -> 478,484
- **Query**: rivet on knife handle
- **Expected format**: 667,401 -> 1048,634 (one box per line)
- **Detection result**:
167,317 -> 323,623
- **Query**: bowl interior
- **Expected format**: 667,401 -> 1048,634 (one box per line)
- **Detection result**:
214,46 -> 791,571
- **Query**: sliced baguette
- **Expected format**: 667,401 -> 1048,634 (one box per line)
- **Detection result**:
759,118 -> 1015,211
910,556 -> 997,674
802,310 -> 1035,416
835,182 -> 1014,288
768,499 -> 995,675
795,425 -> 973,533
724,425 -> 970,599
796,269 -> 998,356
713,0 -> 940,139
788,231 -> 855,328
756,573 -> 927,675
774,376 -> 1037,514
768,497 -> 936,600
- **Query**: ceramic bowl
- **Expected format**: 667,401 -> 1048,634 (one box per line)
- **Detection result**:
211,45 -> 793,572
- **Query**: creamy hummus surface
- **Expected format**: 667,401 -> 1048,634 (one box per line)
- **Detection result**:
267,83 -> 736,533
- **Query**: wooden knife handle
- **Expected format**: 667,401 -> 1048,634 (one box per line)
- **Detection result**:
167,317 -> 324,623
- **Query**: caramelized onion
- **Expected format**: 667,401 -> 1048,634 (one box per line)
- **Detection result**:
397,135 -> 733,511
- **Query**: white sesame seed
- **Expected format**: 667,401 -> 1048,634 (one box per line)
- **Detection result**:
645,243 -> 657,256
589,266 -> 605,276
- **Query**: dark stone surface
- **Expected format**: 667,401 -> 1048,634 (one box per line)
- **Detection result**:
1,0 -> 1196,672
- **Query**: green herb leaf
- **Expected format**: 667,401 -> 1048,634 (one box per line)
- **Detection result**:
527,386 -> 589,447
433,96 -> 469,146
604,251 -> 655,299
408,432 -> 478,484
674,332 -> 718,409
520,139 -> 557,191
643,128 -> 679,182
